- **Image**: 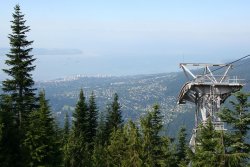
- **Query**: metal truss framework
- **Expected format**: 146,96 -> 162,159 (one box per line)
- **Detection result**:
177,63 -> 244,152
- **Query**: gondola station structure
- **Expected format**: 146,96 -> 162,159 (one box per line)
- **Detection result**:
177,63 -> 244,152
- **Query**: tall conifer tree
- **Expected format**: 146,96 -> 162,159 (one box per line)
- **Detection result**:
108,93 -> 123,129
219,91 -> 250,166
24,91 -> 62,167
122,121 -> 143,166
92,111 -> 107,166
176,126 -> 188,166
111,93 -> 123,129
105,93 -> 123,141
72,89 -> 88,136
95,110 -> 107,145
86,91 -> 98,151
0,5 -> 36,166
63,112 -> 70,144
62,112 -> 71,167
66,89 -> 89,166
106,128 -> 127,166
141,104 -> 164,166
2,4 -> 36,128
189,120 -> 223,167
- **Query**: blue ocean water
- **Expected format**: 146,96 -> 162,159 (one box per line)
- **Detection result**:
0,53 -> 234,81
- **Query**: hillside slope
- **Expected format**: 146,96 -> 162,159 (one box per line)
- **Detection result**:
28,58 -> 250,135
37,72 -> 191,125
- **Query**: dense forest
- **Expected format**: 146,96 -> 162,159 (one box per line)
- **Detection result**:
0,5 -> 249,167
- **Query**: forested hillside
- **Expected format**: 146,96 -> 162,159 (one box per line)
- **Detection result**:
0,4 -> 249,167
35,58 -> 250,136
36,72 -> 189,126
2,58 -> 249,136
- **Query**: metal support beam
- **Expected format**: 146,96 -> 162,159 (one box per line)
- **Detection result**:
177,62 -> 244,153
181,64 -> 197,79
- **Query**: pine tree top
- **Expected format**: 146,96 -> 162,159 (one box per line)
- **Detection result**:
2,4 -> 36,129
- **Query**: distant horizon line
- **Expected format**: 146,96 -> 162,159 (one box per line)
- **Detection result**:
34,71 -> 179,83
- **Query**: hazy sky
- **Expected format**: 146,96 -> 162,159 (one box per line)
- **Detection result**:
1,1 -> 250,79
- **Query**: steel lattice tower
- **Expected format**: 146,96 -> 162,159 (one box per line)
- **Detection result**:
177,63 -> 244,152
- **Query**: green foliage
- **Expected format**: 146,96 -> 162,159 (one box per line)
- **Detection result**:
104,93 -> 123,142
176,126 -> 188,166
92,105 -> 179,167
122,121 -> 143,167
106,121 -> 144,167
72,89 -> 88,136
106,128 -> 127,166
86,91 -> 98,152
106,93 -> 123,130
0,4 -> 37,166
140,104 -> 171,167
65,132 -> 90,167
2,10 -> 248,166
0,95 -> 22,166
62,112 -> 70,167
159,136 -> 177,167
63,112 -> 70,143
2,4 -> 36,128
95,110 -> 107,146
65,89 -> 90,166
190,120 -> 223,167
219,91 -> 250,166
111,93 -> 123,129
24,91 -> 62,166
187,92 -> 250,167
92,142 -> 108,167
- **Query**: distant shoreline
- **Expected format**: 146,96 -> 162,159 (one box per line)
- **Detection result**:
0,48 -> 82,56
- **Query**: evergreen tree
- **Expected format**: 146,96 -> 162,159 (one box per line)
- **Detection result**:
62,112 -> 70,167
106,128 -> 127,167
92,111 -> 108,166
92,142 -> 108,167
176,126 -> 188,166
190,92 -> 250,167
189,120 -> 224,167
95,110 -> 107,145
140,104 -> 164,167
103,105 -> 113,143
0,5 -> 37,165
24,91 -> 62,167
107,93 -> 123,130
159,136 -> 177,167
66,132 -> 90,167
111,93 -> 123,128
105,93 -> 123,141
2,4 -> 36,128
72,89 -> 88,136
86,91 -> 98,152
63,112 -> 70,144
219,91 -> 250,166
0,96 -> 21,166
66,89 -> 90,166
122,120 -> 143,167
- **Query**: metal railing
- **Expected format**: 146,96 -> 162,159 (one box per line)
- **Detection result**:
194,75 -> 244,84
